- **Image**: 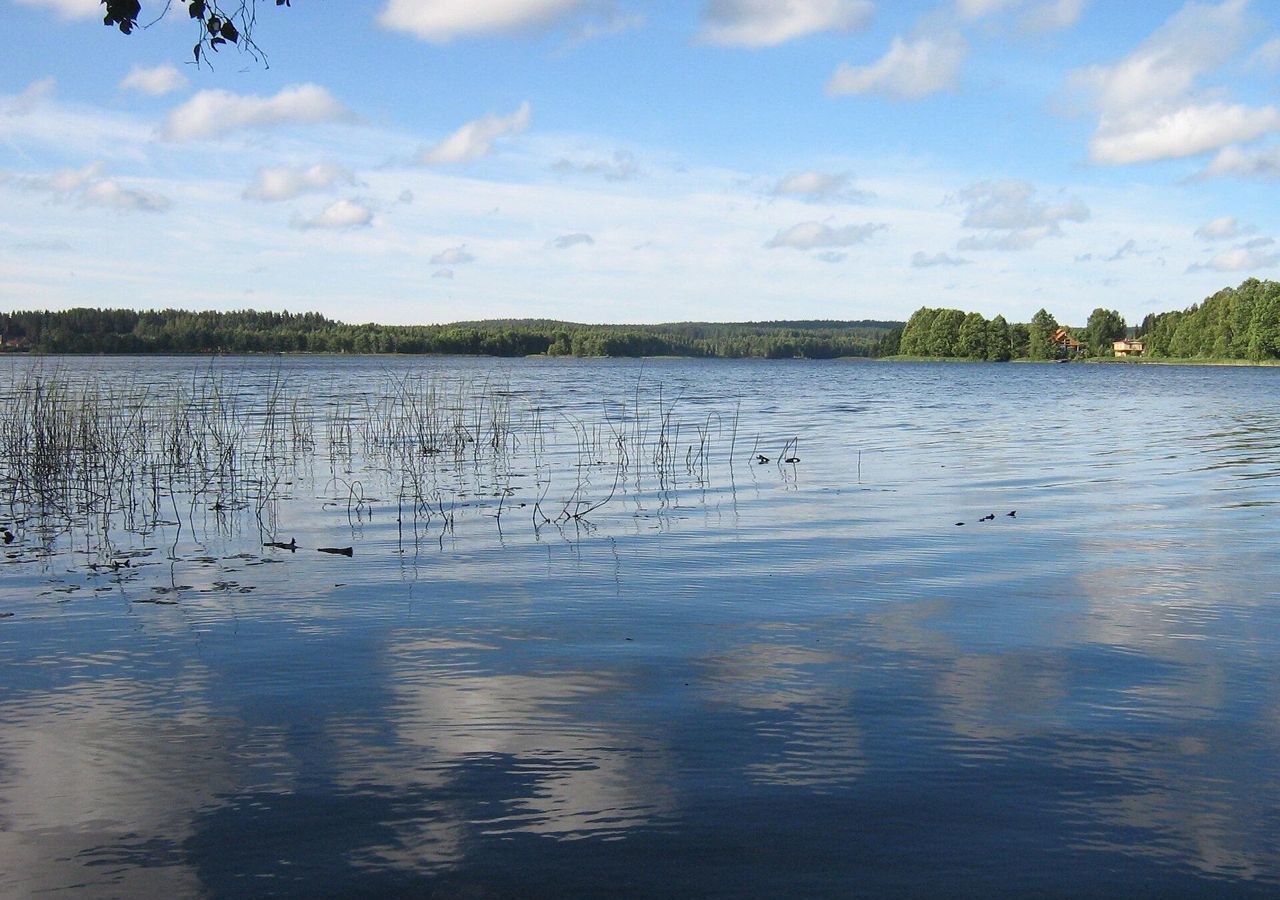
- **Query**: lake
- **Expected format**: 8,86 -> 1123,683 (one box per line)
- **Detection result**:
2,355 -> 1279,898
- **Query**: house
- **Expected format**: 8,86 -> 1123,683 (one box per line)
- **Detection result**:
1050,327 -> 1086,355
1113,339 -> 1145,357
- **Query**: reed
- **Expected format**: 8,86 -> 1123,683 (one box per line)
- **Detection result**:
0,368 -> 761,553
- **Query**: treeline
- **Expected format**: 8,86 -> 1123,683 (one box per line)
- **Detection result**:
897,305 -> 1126,360
896,277 -> 1280,362
1139,278 -> 1280,360
0,308 -> 902,359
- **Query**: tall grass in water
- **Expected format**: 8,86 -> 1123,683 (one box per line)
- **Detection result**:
0,368 -> 755,553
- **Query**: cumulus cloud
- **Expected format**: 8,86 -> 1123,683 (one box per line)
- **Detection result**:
1188,246 -> 1280,272
1195,216 -> 1253,241
552,232 -> 595,249
951,179 -> 1088,251
764,220 -> 885,250
911,251 -> 970,267
13,0 -> 98,19
242,163 -> 355,202
827,33 -> 967,99
1070,0 -> 1280,165
3,76 -> 56,115
119,64 -> 188,97
418,102 -> 531,165
430,245 -> 476,265
8,161 -> 170,212
699,0 -> 874,47
377,0 -> 593,42
291,199 -> 374,230
161,84 -> 353,141
772,171 -> 870,203
551,150 -> 639,181
1199,143 -> 1280,179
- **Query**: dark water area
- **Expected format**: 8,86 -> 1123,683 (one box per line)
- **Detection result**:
2,355 -> 1280,898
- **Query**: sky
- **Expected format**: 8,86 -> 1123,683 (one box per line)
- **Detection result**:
2,0 -> 1280,326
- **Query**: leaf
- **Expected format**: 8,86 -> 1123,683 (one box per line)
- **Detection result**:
194,42 -> 202,62
189,0 -> 205,18
220,20 -> 239,42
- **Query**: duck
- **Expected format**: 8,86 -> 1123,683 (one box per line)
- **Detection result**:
755,454 -> 770,464
1006,510 -> 1017,518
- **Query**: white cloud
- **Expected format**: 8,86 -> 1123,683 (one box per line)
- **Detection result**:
432,269 -> 455,279
1103,238 -> 1149,262
1070,0 -> 1279,165
699,0 -> 874,48
377,0 -> 592,42
1090,103 -> 1280,166
911,251 -> 969,267
551,150 -> 639,181
827,34 -> 967,99
1188,246 -> 1280,272
552,232 -> 595,249
13,0 -> 98,19
951,179 -> 1088,251
291,199 -> 374,230
957,0 -> 1088,31
1248,37 -> 1280,71
772,171 -> 870,203
418,102 -> 531,165
119,65 -> 188,97
243,163 -> 355,202
8,161 -> 170,213
3,76 -> 56,115
430,245 -> 476,265
161,84 -> 353,141
80,180 -> 171,212
1022,0 -> 1088,31
764,221 -> 885,250
1194,216 -> 1253,240
1199,143 -> 1280,179
956,0 -> 1020,18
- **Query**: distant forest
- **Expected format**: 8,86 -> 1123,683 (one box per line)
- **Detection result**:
0,309 -> 902,359
2,277 -> 1277,361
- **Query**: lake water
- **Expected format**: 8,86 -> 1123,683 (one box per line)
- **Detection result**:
2,355 -> 1280,898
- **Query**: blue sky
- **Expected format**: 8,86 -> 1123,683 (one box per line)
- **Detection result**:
2,0 -> 1280,325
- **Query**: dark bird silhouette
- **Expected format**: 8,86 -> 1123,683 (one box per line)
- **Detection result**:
756,454 -> 769,464
1,528 -> 12,545
785,457 -> 800,464
955,521 -> 965,526
317,547 -> 354,557
1006,510 -> 1017,517
264,539 -> 297,552
979,514 -> 995,522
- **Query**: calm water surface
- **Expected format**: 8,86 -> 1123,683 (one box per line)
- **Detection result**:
2,356 -> 1280,898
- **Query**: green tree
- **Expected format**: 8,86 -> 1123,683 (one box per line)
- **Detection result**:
1028,308 -> 1059,360
1085,307 -> 1127,357
956,312 -> 989,359
986,315 -> 1012,361
926,309 -> 965,357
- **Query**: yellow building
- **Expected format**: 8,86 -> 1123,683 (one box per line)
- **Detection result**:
1113,339 -> 1145,357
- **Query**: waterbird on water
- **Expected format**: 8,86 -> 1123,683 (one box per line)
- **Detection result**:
756,454 -> 769,464
264,538 -> 297,551
1007,510 -> 1017,517
979,514 -> 995,522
